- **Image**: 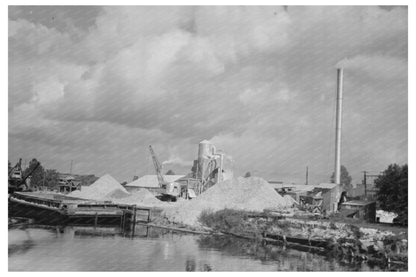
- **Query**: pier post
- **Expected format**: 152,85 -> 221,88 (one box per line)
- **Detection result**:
94,212 -> 98,228
132,207 -> 137,235
120,212 -> 124,229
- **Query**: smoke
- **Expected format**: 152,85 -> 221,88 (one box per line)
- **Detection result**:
162,156 -> 193,167
336,55 -> 406,80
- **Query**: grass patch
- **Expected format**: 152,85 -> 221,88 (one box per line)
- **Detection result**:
198,209 -> 264,237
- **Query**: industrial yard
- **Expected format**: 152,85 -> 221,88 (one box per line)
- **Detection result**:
8,139 -> 408,271
8,5 -> 408,273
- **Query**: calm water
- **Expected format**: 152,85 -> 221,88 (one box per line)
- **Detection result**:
8,225 -> 392,271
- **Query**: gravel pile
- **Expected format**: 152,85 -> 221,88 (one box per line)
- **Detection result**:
69,174 -> 127,200
108,189 -> 167,207
69,174 -> 165,207
164,176 -> 289,226
105,188 -> 130,199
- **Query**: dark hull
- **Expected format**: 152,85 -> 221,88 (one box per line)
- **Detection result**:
9,194 -> 130,226
9,197 -> 67,225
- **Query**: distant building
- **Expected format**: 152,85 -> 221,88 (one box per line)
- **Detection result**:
57,173 -> 98,193
57,175 -> 81,193
339,200 -> 377,223
269,182 -> 342,214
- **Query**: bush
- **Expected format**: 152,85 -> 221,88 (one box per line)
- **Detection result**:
198,209 -> 216,227
198,209 -> 252,233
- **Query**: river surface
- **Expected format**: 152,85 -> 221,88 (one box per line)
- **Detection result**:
8,224 -> 393,271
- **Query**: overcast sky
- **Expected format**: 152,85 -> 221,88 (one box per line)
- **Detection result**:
8,6 -> 407,184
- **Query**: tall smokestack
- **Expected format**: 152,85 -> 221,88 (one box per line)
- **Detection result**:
334,68 -> 344,184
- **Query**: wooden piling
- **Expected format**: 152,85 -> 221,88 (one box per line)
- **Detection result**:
94,212 -> 98,228
120,211 -> 125,229
132,207 -> 137,235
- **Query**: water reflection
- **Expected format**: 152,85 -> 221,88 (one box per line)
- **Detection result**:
185,259 -> 196,271
185,258 -> 212,272
197,235 -> 385,271
8,224 -> 404,271
9,238 -> 36,256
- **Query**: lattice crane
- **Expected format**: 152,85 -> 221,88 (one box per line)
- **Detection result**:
148,145 -> 167,187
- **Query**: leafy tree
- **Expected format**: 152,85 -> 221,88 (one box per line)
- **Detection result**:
22,159 -> 45,187
244,172 -> 251,178
375,164 -> 407,219
44,169 -> 59,188
165,169 -> 175,175
330,165 -> 352,190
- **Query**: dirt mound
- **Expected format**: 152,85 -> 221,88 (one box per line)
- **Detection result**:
105,188 -> 130,199
69,174 -> 127,200
164,176 -> 289,226
109,189 -> 166,207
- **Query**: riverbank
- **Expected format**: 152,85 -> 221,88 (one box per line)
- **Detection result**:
10,224 -> 386,271
154,208 -> 407,270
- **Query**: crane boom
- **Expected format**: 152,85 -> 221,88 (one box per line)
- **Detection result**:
148,145 -> 166,186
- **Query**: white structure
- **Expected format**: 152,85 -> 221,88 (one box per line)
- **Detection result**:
334,68 -> 344,184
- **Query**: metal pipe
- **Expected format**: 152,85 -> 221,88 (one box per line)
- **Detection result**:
334,68 -> 344,184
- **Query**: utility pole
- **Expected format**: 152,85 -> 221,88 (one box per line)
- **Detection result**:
305,166 -> 309,185
362,171 -> 382,200
70,160 -> 73,175
362,171 -> 367,198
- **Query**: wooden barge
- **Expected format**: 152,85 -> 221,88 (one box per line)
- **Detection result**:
9,192 -> 152,227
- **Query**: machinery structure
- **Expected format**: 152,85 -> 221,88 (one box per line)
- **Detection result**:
148,145 -> 183,201
8,158 -> 40,194
195,140 -> 226,193
147,141 -> 233,200
181,140 -> 233,196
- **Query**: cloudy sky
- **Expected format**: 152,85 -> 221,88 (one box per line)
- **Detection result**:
8,6 -> 407,184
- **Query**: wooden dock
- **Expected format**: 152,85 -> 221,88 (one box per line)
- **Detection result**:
9,192 -> 153,228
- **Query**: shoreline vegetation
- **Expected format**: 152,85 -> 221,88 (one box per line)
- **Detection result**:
155,208 -> 408,271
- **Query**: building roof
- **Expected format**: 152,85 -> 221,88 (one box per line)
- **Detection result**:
59,175 -> 75,181
125,175 -> 185,188
342,200 -> 376,206
314,183 -> 339,189
269,182 -> 339,192
269,183 -> 314,192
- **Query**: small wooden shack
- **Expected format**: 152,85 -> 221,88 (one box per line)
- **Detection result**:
340,200 -> 377,223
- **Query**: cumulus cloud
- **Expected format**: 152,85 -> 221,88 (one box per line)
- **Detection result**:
8,6 -> 408,182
